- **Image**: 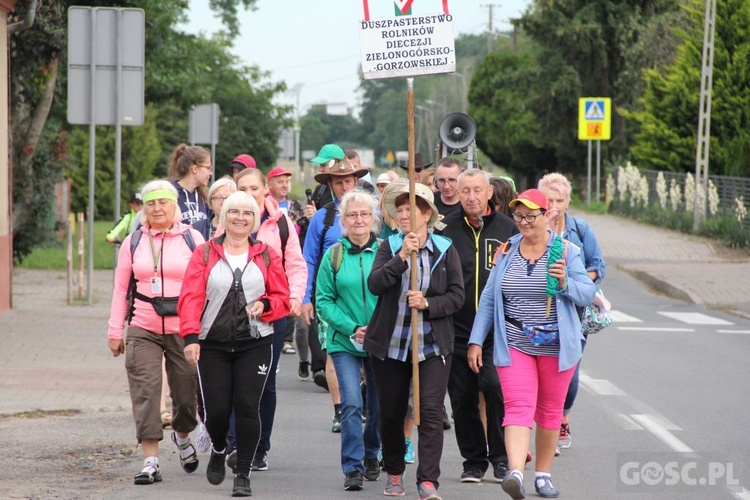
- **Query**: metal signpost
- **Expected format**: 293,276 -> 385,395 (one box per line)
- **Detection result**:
189,103 -> 220,182
67,7 -> 145,303
578,97 -> 611,204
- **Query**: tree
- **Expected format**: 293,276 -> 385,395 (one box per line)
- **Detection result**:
8,0 -> 292,261
629,0 -> 750,176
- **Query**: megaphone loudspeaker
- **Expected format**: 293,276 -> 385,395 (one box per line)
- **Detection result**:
439,113 -> 476,153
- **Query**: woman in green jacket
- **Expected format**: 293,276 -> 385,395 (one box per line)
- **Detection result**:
316,189 -> 382,492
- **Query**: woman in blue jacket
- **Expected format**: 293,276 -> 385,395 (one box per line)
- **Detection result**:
467,189 -> 595,499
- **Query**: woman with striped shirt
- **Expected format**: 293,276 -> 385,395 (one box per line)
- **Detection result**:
467,189 -> 596,499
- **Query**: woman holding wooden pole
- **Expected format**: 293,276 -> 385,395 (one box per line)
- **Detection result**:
365,78 -> 465,500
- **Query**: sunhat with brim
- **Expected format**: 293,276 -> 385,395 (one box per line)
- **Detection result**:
383,183 -> 444,231
314,158 -> 368,184
376,173 -> 392,186
509,188 -> 549,212
398,152 -> 433,172
311,144 -> 345,165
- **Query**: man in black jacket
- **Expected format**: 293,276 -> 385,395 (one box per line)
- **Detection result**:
438,169 -> 519,483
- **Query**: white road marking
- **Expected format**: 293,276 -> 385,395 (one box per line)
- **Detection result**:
616,413 -> 643,431
658,311 -> 733,325
733,487 -> 750,500
618,326 -> 695,332
611,310 -> 642,323
717,329 -> 750,334
579,374 -> 627,396
630,414 -> 693,453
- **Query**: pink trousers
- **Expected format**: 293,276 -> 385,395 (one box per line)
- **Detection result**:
496,348 -> 576,430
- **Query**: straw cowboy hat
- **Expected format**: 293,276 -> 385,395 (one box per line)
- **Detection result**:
314,157 -> 368,184
383,182 -> 445,231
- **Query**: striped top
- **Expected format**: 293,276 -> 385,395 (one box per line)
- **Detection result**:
502,249 -> 560,357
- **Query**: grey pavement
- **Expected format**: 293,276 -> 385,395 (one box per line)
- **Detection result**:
0,211 -> 748,498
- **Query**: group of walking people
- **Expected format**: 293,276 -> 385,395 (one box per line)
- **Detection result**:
107,141 -> 606,500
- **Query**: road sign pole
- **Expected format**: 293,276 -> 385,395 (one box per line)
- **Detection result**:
87,8 -> 98,305
210,104 -> 217,183
114,9 -> 123,268
587,140 -> 592,204
596,140 -> 601,202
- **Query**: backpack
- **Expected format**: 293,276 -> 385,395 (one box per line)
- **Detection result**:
125,229 -> 197,322
310,202 -> 337,304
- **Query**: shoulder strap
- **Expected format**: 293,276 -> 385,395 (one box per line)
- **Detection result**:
203,243 -> 210,264
491,240 -> 511,266
261,247 -> 270,270
317,202 -> 337,266
278,215 -> 289,268
129,230 -> 142,259
182,230 -> 197,252
330,242 -> 344,274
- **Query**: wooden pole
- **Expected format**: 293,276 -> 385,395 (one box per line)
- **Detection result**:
407,77 -> 420,426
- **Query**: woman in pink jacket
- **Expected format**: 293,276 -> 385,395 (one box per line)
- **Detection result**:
107,180 -> 205,485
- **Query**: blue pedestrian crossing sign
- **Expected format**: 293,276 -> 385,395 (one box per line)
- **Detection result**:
578,97 -> 611,140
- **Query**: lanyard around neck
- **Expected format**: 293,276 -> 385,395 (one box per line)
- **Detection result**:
148,231 -> 164,275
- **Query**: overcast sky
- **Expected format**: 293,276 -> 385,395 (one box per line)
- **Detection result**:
182,0 -> 531,115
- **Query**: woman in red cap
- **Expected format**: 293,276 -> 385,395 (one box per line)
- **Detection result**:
467,188 -> 596,499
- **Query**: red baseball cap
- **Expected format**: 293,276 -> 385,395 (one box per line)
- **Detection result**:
230,154 -> 257,171
509,188 -> 549,211
267,167 -> 292,180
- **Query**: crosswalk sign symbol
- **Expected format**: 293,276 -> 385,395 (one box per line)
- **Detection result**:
578,97 -> 611,141
585,101 -> 605,120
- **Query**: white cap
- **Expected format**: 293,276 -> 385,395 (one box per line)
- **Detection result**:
376,173 -> 392,186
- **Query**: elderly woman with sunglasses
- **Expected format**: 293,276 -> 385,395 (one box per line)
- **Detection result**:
316,189 -> 383,492
467,189 -> 595,500
107,180 -> 205,486
178,191 -> 290,497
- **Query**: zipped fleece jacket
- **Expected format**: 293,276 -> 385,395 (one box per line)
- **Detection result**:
468,231 -> 596,371
315,236 -> 379,356
108,222 -> 205,339
214,196 -> 308,303
364,233 -> 465,361
438,206 -> 518,343
177,235 -> 290,350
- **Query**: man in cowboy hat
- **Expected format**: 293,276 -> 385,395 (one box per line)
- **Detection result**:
398,152 -> 432,184
301,153 -> 367,401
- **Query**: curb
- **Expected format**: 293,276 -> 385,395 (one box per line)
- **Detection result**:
620,266 -> 703,305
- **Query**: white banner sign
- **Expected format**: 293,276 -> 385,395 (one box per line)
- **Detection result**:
360,13 -> 455,80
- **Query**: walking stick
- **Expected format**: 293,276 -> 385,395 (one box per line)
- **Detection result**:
406,77 -> 420,425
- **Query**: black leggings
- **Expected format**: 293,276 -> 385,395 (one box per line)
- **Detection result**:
198,339 -> 272,475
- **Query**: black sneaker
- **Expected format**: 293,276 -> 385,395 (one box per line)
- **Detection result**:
442,406 -> 452,430
251,450 -> 268,471
232,472 -> 252,497
313,370 -> 329,391
493,462 -> 510,483
460,469 -> 484,483
344,470 -> 364,491
298,361 -> 310,380
207,446 -> 227,485
226,450 -> 238,474
364,457 -> 381,481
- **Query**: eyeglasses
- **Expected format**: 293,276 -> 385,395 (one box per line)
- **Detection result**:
512,212 -> 545,223
345,211 -> 373,221
198,164 -> 213,170
436,178 -> 458,186
226,208 -> 255,218
211,196 -> 228,202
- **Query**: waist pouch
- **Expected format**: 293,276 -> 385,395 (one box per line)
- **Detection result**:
134,291 -> 179,317
506,315 -> 560,347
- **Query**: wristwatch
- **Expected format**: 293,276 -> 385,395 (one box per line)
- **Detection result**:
424,300 -> 429,310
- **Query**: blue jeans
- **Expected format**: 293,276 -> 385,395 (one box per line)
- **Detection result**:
563,338 -> 587,412
331,351 -> 380,475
